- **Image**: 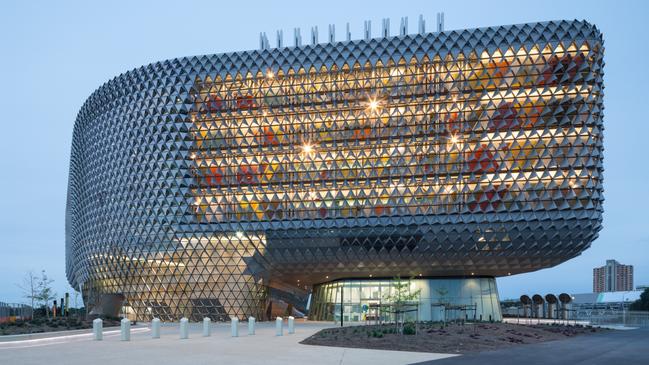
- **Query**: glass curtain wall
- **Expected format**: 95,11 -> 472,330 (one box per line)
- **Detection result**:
310,277 -> 501,322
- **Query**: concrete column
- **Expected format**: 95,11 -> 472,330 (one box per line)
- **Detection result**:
180,317 -> 189,339
151,318 -> 161,338
248,317 -> 256,335
275,317 -> 283,336
288,316 -> 295,334
231,317 -> 239,337
93,318 -> 103,341
203,317 -> 211,337
120,318 -> 131,341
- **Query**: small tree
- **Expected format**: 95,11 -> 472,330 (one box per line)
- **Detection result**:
630,288 -> 649,311
384,276 -> 421,334
35,270 -> 57,319
17,271 -> 39,317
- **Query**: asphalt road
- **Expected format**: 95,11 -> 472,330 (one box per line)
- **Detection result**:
411,327 -> 649,365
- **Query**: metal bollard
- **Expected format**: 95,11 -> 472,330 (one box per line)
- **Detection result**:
120,318 -> 131,341
231,317 -> 239,337
180,317 -> 189,339
203,317 -> 211,337
248,317 -> 256,335
288,316 -> 295,334
275,317 -> 283,336
152,318 -> 161,339
93,318 -> 103,341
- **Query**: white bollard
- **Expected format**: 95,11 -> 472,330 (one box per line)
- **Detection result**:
93,318 -> 103,341
288,316 -> 295,334
120,318 -> 131,341
203,317 -> 211,337
231,317 -> 239,337
180,317 -> 189,339
275,317 -> 283,336
151,318 -> 161,339
248,317 -> 256,335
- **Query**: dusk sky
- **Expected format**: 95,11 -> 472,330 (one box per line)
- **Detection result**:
1,0 -> 647,304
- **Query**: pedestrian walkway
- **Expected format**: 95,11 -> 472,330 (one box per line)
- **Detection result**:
0,320 -> 456,365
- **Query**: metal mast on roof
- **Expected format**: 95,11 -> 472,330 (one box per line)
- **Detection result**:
261,13 -> 446,50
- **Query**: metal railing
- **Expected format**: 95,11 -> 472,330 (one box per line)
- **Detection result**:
503,305 -> 649,328
575,310 -> 649,328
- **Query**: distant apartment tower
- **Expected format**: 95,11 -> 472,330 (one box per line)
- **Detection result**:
593,260 -> 634,292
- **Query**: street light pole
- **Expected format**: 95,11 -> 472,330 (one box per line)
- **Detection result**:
622,293 -> 626,327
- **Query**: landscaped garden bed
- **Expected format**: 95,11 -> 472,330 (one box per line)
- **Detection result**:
0,317 -> 121,336
300,322 -> 608,354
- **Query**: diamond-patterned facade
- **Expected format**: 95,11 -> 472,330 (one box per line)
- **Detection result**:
66,20 -> 604,321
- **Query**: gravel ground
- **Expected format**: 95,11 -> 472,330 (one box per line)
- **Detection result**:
300,322 -> 608,354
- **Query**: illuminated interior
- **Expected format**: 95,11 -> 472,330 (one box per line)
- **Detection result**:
189,43 -> 602,222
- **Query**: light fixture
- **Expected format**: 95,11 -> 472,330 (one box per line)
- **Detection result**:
325,275 -> 329,279
302,143 -> 314,155
236,231 -> 244,239
450,134 -> 459,144
189,153 -> 197,159
471,272 -> 475,276
367,97 -> 381,112
266,69 -> 274,79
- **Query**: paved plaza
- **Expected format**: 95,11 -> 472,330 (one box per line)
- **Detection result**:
3,320 -> 647,364
0,320 -> 456,365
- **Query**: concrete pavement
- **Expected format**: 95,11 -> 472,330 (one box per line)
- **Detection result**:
0,321 -> 456,365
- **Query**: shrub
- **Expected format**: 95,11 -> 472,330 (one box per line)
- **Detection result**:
403,323 -> 416,335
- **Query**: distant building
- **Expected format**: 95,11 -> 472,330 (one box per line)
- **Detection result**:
593,260 -> 633,292
572,290 -> 641,317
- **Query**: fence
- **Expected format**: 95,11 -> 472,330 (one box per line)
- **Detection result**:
503,305 -> 649,328
574,310 -> 649,328
0,302 -> 33,323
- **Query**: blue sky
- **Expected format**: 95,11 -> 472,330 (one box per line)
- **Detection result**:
0,0 -> 647,304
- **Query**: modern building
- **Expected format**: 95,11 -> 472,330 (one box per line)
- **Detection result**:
572,290 -> 641,317
593,260 -> 633,293
66,18 -> 604,322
